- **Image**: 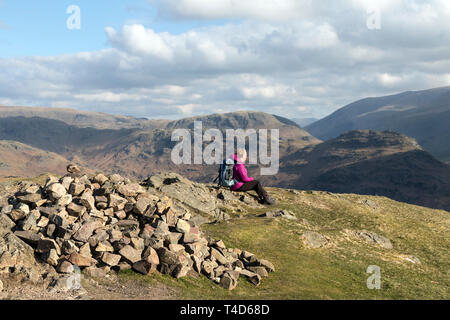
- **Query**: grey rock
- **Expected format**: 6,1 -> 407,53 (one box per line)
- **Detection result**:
354,230 -> 393,249
303,231 -> 329,249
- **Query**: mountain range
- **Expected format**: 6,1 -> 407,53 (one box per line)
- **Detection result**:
0,87 -> 449,210
306,87 -> 450,164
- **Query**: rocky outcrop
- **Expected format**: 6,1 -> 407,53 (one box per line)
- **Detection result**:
0,169 -> 274,291
143,172 -> 263,221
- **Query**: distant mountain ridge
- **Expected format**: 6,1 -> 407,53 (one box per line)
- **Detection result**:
0,107 -> 449,210
264,130 -> 450,210
0,106 -> 169,130
306,87 -> 450,163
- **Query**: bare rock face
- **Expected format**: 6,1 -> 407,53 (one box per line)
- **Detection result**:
144,173 -> 218,214
303,231 -> 329,249
0,170 -> 275,291
352,230 -> 393,249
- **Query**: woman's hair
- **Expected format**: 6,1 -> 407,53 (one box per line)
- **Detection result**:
237,148 -> 247,160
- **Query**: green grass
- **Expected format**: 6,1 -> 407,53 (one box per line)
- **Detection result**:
117,188 -> 449,300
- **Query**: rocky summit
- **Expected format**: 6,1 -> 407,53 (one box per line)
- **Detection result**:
0,166 -> 274,293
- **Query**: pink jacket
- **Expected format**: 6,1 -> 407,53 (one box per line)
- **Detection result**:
231,154 -> 254,191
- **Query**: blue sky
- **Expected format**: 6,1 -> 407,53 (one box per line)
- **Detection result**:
0,0 -> 230,58
0,0 -> 449,120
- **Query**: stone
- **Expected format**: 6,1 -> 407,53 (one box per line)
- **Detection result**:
176,219 -> 191,234
258,259 -> 275,272
259,210 -> 297,220
72,220 -> 101,242
109,194 -> 127,211
240,250 -> 255,260
24,185 -> 40,194
220,271 -> 239,290
56,194 -> 73,207
239,269 -> 261,286
101,252 -> 122,266
115,220 -> 139,232
85,266 -> 107,278
202,260 -> 219,278
9,209 -> 26,222
1,204 -> 13,215
248,266 -> 269,277
353,230 -> 393,249
93,174 -> 109,185
67,164 -> 81,174
131,237 -> 145,251
303,231 -> 328,249
213,240 -> 226,249
169,244 -> 185,253
211,248 -> 229,265
158,247 -> 183,266
118,262 -> 132,271
118,183 -> 145,197
17,202 -> 30,215
67,202 -> 86,217
154,220 -> 170,237
115,210 -> 127,220
17,193 -> 46,207
47,183 -> 67,200
57,261 -> 74,274
191,255 -> 202,273
37,216 -> 49,228
164,232 -> 183,245
134,198 -> 152,215
96,241 -> 114,253
60,176 -> 74,190
68,252 -> 93,267
43,249 -> 59,266
21,213 -> 37,231
48,213 -> 67,228
185,242 -> 205,255
142,246 -> 160,265
37,239 -> 61,255
80,192 -> 95,211
182,232 -> 200,244
69,182 -> 85,196
62,240 -> 79,255
132,260 -> 157,275
14,230 -> 42,246
108,229 -> 123,242
164,208 -> 178,227
95,195 -> 108,203
119,245 -> 142,264
173,264 -> 190,278
46,224 -> 56,237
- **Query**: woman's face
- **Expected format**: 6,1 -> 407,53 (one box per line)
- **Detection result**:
241,152 -> 247,162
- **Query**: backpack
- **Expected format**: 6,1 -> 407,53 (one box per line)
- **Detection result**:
215,158 -> 236,187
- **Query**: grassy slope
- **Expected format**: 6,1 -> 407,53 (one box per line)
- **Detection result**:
119,187 -> 449,300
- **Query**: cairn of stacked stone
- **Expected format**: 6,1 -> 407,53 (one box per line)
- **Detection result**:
1,166 -> 274,290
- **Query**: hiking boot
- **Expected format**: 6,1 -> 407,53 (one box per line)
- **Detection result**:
264,197 -> 276,205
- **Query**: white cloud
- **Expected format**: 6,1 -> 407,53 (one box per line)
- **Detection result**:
155,0 -> 312,21
1,0 -> 450,120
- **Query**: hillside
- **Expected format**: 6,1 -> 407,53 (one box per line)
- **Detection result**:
305,87 -> 450,163
0,141 -> 72,177
0,172 -> 448,300
0,106 -> 169,130
293,117 -> 319,127
0,110 -> 320,181
267,130 -> 450,211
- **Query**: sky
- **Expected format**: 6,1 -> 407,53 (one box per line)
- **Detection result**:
1,0 -> 450,120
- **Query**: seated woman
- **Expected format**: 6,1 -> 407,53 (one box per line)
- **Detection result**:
230,148 -> 275,205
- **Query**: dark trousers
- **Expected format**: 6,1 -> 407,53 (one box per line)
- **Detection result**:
237,180 -> 268,200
